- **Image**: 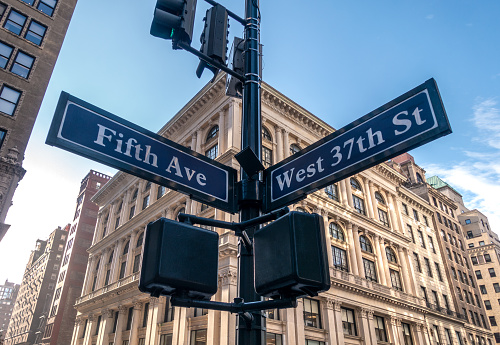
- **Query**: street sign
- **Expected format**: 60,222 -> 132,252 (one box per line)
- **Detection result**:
264,78 -> 451,213
46,92 -> 238,213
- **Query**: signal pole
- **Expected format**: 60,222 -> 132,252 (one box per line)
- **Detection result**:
237,0 -> 264,344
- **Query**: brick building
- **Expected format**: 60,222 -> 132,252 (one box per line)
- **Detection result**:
0,0 -> 78,241
0,279 -> 19,344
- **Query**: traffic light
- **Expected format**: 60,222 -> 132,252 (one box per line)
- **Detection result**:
254,212 -> 331,299
139,218 -> 219,300
196,4 -> 229,79
226,37 -> 244,98
150,0 -> 197,48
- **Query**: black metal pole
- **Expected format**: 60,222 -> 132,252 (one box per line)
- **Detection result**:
237,0 -> 263,344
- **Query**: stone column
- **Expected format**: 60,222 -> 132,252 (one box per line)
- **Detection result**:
339,180 -> 348,207
352,225 -> 365,278
346,223 -> 359,276
111,239 -> 125,282
70,317 -> 82,345
323,211 -> 334,268
345,178 -> 353,208
107,202 -> 119,235
219,268 -> 237,345
387,193 -> 400,233
125,231 -> 138,276
95,251 -> 108,290
113,306 -> 128,345
372,235 -> 387,286
415,323 -> 427,345
195,129 -> 203,153
218,111 -> 226,153
283,129 -> 290,158
294,299 -> 306,344
128,301 -> 142,345
394,194 -> 406,235
285,308 -> 297,345
119,190 -> 131,225
328,299 -> 345,345
83,314 -> 95,345
186,198 -> 192,215
275,127 -> 283,162
379,237 -> 392,287
359,308 -> 373,345
397,246 -> 411,294
404,248 -> 417,295
390,317 -> 402,345
98,309 -> 115,345
366,309 -> 378,345
368,182 -> 378,219
362,178 -> 375,219
94,211 -> 106,243
82,256 -> 95,295
145,298 -> 160,345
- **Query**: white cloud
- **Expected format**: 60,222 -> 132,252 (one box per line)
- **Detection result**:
472,98 -> 500,149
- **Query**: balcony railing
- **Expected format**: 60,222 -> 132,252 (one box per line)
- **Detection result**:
75,272 -> 141,305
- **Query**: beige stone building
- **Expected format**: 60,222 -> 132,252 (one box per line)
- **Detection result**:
460,210 -> 500,343
0,0 -> 78,241
70,75 -> 493,345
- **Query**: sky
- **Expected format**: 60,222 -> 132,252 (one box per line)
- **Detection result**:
1,0 -> 500,284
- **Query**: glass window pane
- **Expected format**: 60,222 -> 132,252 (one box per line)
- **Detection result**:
4,10 -> 27,35
37,0 -> 57,16
25,21 -> 47,45
0,42 -> 13,69
0,86 -> 21,116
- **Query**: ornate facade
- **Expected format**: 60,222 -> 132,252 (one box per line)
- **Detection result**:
70,75 -> 494,345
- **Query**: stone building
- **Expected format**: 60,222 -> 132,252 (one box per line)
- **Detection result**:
70,75 -> 493,345
0,279 -> 19,344
0,0 -> 78,241
41,170 -> 110,345
3,226 -> 68,345
460,210 -> 500,343
393,157 -> 493,345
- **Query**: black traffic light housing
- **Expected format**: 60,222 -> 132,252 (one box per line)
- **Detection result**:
196,4 -> 229,80
226,37 -> 245,98
150,0 -> 197,48
139,218 -> 219,300
254,211 -> 331,299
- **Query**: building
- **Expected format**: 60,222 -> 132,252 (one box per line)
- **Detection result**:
0,0 -> 78,241
393,156 -> 493,345
460,210 -> 500,343
0,279 -> 19,344
3,226 -> 68,345
40,170 -> 110,345
70,75 -> 493,345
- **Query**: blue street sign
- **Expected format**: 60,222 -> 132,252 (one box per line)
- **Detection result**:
264,79 -> 452,213
46,92 -> 238,213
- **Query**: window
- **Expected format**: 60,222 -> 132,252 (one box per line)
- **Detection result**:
414,253 -> 422,273
423,215 -> 429,226
190,329 -> 207,345
305,341 -> 324,345
424,258 -> 433,277
25,20 -> 47,45
4,10 -> 26,35
132,254 -> 141,273
0,3 -> 6,17
378,208 -> 389,227
350,178 -> 362,191
205,144 -> 218,160
402,323 -> 413,345
126,307 -> 133,330
435,263 -> 443,281
489,268 -> 496,277
0,85 -> 21,116
402,203 -> 409,215
471,256 -> 478,265
418,230 -> 426,248
476,270 -> 483,279
359,235 -> 372,253
374,316 -> 388,342
262,127 -> 272,141
465,219 -> 471,224
142,302 -> 149,327
494,283 -> 500,293
119,261 -> 126,279
363,258 -> 377,282
433,325 -> 442,345
484,254 -> 491,262
164,299 -> 175,322
390,269 -> 402,291
480,285 -> 487,294
159,334 -> 172,345
10,51 -> 34,78
329,223 -> 344,241
266,333 -> 282,345
290,143 -> 301,155
114,216 -> 120,230
456,287 -> 463,301
194,308 -> 208,317
157,185 -> 166,199
408,225 -> 415,243
484,300 -> 491,310
0,128 -> 6,148
142,195 -> 150,210
0,42 -> 13,69
303,298 -> 321,328
206,125 -> 218,140
341,307 -> 357,336
129,205 -> 135,219
386,247 -> 397,263
445,329 -> 453,345
352,194 -> 366,215
325,184 -> 339,201
262,146 -> 272,168
332,246 -> 348,272
443,294 -> 450,311
479,241 -> 485,246
446,248 -> 452,260
123,241 -> 130,255
428,236 -> 436,253
267,307 -> 279,320
413,209 -> 419,221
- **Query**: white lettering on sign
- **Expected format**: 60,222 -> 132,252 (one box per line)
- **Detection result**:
165,156 -> 207,186
274,157 -> 325,191
94,124 -> 158,167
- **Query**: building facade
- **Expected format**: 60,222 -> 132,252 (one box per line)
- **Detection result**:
41,170 -> 110,345
0,279 -> 19,344
70,75 -> 493,345
0,0 -> 78,241
3,226 -> 67,345
460,210 -> 500,343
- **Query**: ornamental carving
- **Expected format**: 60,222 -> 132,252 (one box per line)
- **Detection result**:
218,268 -> 238,285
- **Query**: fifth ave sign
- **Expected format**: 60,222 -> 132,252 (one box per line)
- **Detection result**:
264,79 -> 451,213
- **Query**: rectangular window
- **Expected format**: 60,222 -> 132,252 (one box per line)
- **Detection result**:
104,269 -> 111,286
25,20 -> 47,45
456,287 -> 463,301
424,258 -> 433,277
471,256 -> 478,265
402,203 -> 408,215
352,195 -> 366,215
205,144 -> 218,160
484,254 -> 491,262
305,341 -> 325,345
190,329 -> 207,345
423,215 -> 429,226
363,258 -> 377,282
129,205 -> 135,219
132,254 -> 141,273
37,0 -> 57,16
0,41 -> 13,69
10,51 -> 34,78
4,10 -> 26,35
126,307 -> 133,330
390,269 -> 402,291
378,208 -> 389,227
142,195 -> 150,210
115,216 -> 120,229
476,270 -> 483,279
303,298 -> 321,328
157,185 -> 166,199
325,184 -> 339,202
456,332 -> 464,345
428,236 -> 436,253
489,268 -> 496,277
402,323 -> 413,345
341,307 -> 357,336
418,230 -> 426,248
159,334 -> 172,345
433,325 -> 442,345
119,261 -> 126,279
445,329 -> 453,345
480,285 -> 487,294
443,294 -> 450,311
484,300 -> 491,310
494,283 -> 500,293
266,333 -> 282,345
435,263 -> 443,281
374,315 -> 388,342
414,253 -> 421,273
407,225 -> 415,243
331,246 -> 348,272
0,128 -> 6,149
413,209 -> 419,221
142,302 -> 149,328
262,146 -> 272,168
0,85 -> 21,116
0,3 -> 6,17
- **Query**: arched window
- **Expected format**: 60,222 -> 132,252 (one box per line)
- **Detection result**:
416,173 -> 424,184
325,184 -> 339,202
385,247 -> 397,263
206,125 -> 219,141
359,235 -> 373,253
375,192 -> 385,205
329,223 -> 345,241
290,144 -> 301,155
136,232 -> 144,248
144,181 -> 151,191
122,241 -> 130,255
131,189 -> 138,201
108,251 -> 114,264
350,178 -> 362,191
262,127 -> 272,141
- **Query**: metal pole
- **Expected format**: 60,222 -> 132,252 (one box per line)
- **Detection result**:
237,0 -> 263,344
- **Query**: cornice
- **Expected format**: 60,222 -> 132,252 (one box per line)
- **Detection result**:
91,172 -> 131,205
373,163 -> 407,185
398,186 -> 435,216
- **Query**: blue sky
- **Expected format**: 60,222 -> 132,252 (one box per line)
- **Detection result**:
1,0 -> 500,283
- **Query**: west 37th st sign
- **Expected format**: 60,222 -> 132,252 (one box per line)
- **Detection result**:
264,78 -> 452,213
46,92 -> 237,213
